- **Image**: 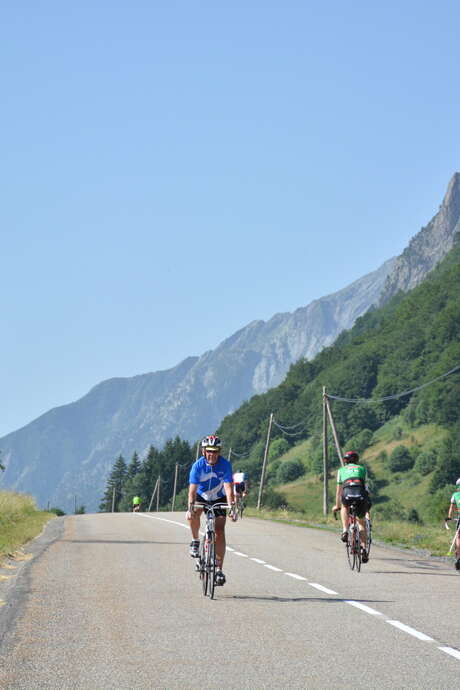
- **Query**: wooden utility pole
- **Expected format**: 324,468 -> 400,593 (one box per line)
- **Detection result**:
156,475 -> 161,512
195,442 -> 201,460
257,412 -> 274,510
111,487 -> 116,512
148,478 -> 159,512
228,447 -> 232,463
325,396 -> 344,465
171,463 -> 179,511
322,387 -> 329,515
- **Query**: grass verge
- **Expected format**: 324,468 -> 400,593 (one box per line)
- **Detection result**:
244,507 -> 454,558
0,491 -> 55,560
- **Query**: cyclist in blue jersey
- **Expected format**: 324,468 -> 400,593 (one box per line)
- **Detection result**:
186,434 -> 235,586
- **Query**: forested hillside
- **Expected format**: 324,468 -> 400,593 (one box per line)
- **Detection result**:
103,238 -> 460,522
214,237 -> 460,518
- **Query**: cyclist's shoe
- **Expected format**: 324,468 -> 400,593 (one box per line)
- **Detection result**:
341,531 -> 348,543
189,540 -> 200,558
361,547 -> 369,563
455,558 -> 460,571
214,570 -> 226,586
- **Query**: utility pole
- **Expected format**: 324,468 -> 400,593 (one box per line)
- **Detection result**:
325,395 -> 344,465
257,412 -> 274,510
195,442 -> 201,460
171,463 -> 179,511
228,447 -> 232,463
148,478 -> 159,512
111,486 -> 116,512
156,475 -> 161,512
322,387 -> 329,515
74,495 -> 77,515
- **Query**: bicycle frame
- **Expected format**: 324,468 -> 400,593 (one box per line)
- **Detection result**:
193,502 -> 230,599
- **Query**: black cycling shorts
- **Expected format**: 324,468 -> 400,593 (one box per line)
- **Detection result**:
234,482 -> 245,494
195,495 -> 228,518
341,486 -> 371,518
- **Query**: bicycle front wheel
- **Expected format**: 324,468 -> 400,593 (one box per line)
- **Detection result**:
346,528 -> 354,570
200,537 -> 208,596
208,537 -> 216,599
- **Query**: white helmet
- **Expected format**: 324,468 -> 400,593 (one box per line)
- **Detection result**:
456,478 -> 460,486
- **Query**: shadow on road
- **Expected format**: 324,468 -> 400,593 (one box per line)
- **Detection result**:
230,595 -> 391,604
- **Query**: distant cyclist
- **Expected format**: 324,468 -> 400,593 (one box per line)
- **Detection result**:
132,495 -> 141,512
233,469 -> 249,499
332,450 -> 372,563
186,435 -> 235,586
446,478 -> 460,571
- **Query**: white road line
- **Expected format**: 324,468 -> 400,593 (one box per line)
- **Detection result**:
308,583 -> 338,595
285,573 -> 307,581
264,564 -> 283,572
137,514 -> 188,529
250,558 -> 266,564
226,547 -> 235,551
233,551 -> 248,557
345,601 -> 382,616
386,620 -> 433,641
439,647 -> 460,661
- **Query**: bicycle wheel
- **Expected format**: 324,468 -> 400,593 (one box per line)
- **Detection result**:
200,537 -> 208,596
208,536 -> 216,599
238,498 -> 244,520
346,527 -> 354,570
365,518 -> 372,558
354,525 -> 362,572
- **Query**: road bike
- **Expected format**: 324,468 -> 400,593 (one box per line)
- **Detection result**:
334,504 -> 363,572
444,516 -> 460,563
193,502 -> 230,599
235,493 -> 245,519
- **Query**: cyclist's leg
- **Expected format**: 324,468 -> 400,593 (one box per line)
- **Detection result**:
188,507 -> 203,540
215,515 -> 227,568
340,504 -> 349,540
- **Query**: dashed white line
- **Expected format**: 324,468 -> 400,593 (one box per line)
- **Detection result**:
285,573 -> 307,581
345,601 -> 382,616
264,564 -> 283,572
226,547 -> 235,551
439,647 -> 460,661
233,551 -> 248,557
386,620 -> 433,641
308,583 -> 338,595
250,558 -> 266,564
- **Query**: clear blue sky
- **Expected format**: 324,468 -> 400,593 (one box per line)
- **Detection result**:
1,0 -> 459,437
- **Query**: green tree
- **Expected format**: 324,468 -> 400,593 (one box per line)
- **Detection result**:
268,437 -> 290,461
99,455 -> 128,512
276,458 -> 305,483
388,445 -> 414,472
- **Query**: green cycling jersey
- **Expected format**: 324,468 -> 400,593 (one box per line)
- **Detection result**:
132,496 -> 141,505
450,491 -> 460,512
337,463 -> 367,485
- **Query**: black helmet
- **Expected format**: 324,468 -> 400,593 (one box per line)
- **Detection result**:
343,450 -> 359,463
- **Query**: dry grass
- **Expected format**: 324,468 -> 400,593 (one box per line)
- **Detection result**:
0,491 -> 55,560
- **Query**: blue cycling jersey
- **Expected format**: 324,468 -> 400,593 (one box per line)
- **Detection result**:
189,455 -> 233,501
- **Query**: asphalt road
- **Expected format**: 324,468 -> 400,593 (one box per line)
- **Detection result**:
0,512 -> 459,689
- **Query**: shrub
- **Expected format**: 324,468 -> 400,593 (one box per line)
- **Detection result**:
276,458 -> 305,483
414,449 -> 437,476
388,445 -> 414,472
268,438 -> 290,461
261,487 -> 287,509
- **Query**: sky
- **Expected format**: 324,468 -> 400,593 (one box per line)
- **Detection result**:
1,0 -> 460,438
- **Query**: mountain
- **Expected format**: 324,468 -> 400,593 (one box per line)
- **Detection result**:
1,174 -> 459,511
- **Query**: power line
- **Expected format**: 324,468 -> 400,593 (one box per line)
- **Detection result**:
327,362 -> 460,404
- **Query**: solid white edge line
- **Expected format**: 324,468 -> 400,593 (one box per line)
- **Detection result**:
251,558 -> 266,564
226,547 -> 235,551
308,583 -> 338,595
264,564 -> 283,572
386,620 -> 433,641
233,551 -> 248,557
345,601 -> 382,616
285,573 -> 307,581
439,647 -> 460,661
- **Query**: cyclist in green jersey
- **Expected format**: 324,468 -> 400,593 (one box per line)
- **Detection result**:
447,478 -> 460,570
332,450 -> 371,562
132,495 -> 141,512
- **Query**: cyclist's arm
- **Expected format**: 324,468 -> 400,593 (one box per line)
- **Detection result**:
188,483 -> 198,510
447,502 -> 455,520
332,483 -> 342,512
224,482 -> 235,515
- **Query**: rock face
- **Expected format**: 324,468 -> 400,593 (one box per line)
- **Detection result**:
379,173 -> 460,304
1,174 -> 459,511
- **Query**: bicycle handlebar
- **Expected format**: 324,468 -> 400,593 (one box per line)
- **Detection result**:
192,502 -> 231,511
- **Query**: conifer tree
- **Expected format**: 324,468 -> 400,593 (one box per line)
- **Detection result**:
99,455 -> 128,512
